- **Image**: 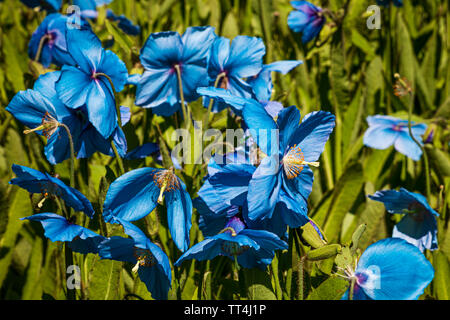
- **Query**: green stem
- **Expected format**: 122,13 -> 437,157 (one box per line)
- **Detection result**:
65,243 -> 76,300
349,277 -> 356,300
111,140 -> 125,175
59,123 -> 75,188
34,34 -> 51,62
204,72 -> 227,131
94,73 -> 122,127
174,64 -> 190,130
407,92 -> 431,199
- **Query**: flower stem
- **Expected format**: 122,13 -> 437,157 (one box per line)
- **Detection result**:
34,34 -> 51,62
94,73 -> 122,127
59,123 -> 75,189
204,72 -> 227,131
174,64 -> 190,130
111,140 -> 125,176
406,86 -> 431,200
349,277 -> 356,300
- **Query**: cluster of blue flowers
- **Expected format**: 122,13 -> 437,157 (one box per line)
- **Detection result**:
5,0 -> 436,300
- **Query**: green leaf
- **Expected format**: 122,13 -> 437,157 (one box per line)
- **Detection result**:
0,188 -> 32,288
306,276 -> 349,300
87,257 -> 123,300
432,251 -> 450,300
243,269 -> 277,300
323,163 -> 364,243
21,237 -> 44,300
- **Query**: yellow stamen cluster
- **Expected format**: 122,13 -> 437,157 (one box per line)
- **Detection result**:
282,145 -> 320,179
23,112 -> 60,139
153,168 -> 180,205
132,247 -> 157,273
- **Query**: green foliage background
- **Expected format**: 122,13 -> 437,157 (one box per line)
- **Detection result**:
0,0 -> 449,300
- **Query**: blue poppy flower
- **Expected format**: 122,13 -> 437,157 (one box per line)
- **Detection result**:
21,213 -> 103,255
376,0 -> 403,7
98,218 -> 172,300
288,1 -> 326,44
28,13 -> 86,68
247,60 -> 303,102
175,214 -> 288,270
56,26 -> 128,139
203,35 -> 265,112
6,72 -> 82,165
10,164 -> 95,218
102,167 -> 192,252
363,115 -> 427,161
135,27 -> 216,116
341,238 -> 434,300
368,188 -> 438,252
6,71 -> 128,163
20,0 -> 61,11
243,104 -> 335,227
72,0 -> 112,10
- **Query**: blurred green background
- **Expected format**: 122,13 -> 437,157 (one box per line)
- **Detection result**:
0,0 -> 449,300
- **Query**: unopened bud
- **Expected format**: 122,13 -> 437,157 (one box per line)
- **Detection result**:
307,244 -> 342,261
301,219 -> 327,249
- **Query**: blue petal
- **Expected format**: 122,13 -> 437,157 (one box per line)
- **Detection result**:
246,155 -> 282,221
69,235 -> 105,254
393,214 -> 438,252
289,111 -> 336,162
226,36 -> 265,78
356,238 -> 434,300
22,213 -> 98,242
242,99 -> 279,156
181,26 -> 216,64
97,50 -> 128,92
137,261 -> 172,300
102,168 -> 160,223
174,238 -> 224,266
6,89 -> 57,131
140,31 -> 182,69
165,181 -> 193,252
125,143 -> 160,160
394,131 -> 423,161
277,106 -> 301,152
85,77 -> 117,138
287,10 -> 311,33
301,17 -> 325,43
98,236 -> 136,263
66,26 -> 103,74
56,65 -> 92,109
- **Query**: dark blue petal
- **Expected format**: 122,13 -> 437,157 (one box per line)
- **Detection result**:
98,236 -> 136,263
124,143 -> 160,160
393,214 -> 438,252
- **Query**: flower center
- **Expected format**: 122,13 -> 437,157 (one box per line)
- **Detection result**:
153,168 -> 180,205
406,202 -> 426,222
221,241 -> 249,256
282,145 -> 319,179
23,112 -> 60,139
132,247 -> 157,273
